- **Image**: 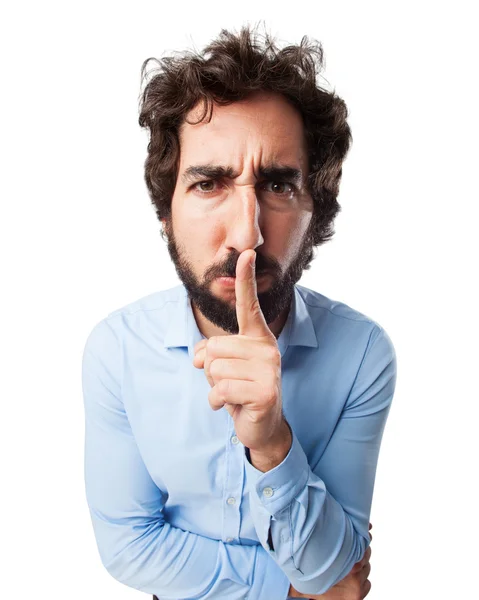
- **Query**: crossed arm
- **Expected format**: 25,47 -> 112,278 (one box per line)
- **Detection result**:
82,319 -> 396,599
289,524 -> 373,599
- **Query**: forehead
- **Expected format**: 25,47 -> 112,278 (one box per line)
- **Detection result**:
178,91 -> 308,170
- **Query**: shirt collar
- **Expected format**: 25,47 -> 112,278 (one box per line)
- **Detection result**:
163,283 -> 318,360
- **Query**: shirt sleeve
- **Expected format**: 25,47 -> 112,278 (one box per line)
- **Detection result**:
82,318 -> 292,600
243,325 -> 397,596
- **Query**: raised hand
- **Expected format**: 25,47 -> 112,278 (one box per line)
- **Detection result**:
193,249 -> 289,454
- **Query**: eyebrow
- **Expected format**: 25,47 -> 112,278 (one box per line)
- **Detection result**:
181,163 -> 304,187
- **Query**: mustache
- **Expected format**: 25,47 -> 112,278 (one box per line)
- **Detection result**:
210,252 -> 278,278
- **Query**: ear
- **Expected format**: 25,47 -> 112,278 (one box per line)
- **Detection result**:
160,218 -> 169,241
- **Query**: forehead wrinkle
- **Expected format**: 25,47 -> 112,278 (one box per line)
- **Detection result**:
178,108 -> 309,185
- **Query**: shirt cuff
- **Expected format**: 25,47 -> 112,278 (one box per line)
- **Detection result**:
244,426 -> 309,518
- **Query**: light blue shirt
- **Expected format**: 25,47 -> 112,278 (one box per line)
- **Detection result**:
82,282 -> 397,599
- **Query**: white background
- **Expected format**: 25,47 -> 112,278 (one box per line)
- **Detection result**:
1,1 -> 477,598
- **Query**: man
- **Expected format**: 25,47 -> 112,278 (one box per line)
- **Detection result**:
82,25 -> 396,600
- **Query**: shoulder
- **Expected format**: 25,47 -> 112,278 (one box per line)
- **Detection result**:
83,283 -> 184,346
104,284 -> 184,321
294,283 -> 395,355
295,283 -> 378,325
294,285 -> 397,404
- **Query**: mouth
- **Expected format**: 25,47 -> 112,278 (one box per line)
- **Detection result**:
216,273 -> 269,286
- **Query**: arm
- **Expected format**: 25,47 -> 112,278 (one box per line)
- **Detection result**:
289,524 -> 373,599
243,326 -> 397,596
82,319 -> 291,600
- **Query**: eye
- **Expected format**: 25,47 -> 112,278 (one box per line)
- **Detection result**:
261,181 -> 295,195
193,180 -> 218,194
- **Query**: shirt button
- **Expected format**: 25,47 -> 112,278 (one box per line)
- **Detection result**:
225,537 -> 233,542
231,435 -> 239,444
263,487 -> 274,498
227,497 -> 236,505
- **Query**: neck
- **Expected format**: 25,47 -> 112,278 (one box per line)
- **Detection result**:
191,300 -> 291,340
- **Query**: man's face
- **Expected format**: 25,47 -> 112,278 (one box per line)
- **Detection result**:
164,91 -> 315,335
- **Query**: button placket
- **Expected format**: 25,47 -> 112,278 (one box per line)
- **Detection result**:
223,423 -> 244,544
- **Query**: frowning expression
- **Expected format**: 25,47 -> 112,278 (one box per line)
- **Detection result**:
163,90 -> 315,334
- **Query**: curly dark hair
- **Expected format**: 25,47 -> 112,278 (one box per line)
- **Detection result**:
138,24 -> 352,248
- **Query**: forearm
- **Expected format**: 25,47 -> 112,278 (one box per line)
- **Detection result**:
243,328 -> 395,596
244,426 -> 371,596
90,512 -> 290,599
85,399 -> 291,599
83,320 -> 291,600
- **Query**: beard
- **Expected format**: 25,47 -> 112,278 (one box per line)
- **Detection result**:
163,217 -> 316,335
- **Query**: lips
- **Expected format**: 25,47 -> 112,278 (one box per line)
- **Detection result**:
218,271 -> 268,278
216,273 -> 269,286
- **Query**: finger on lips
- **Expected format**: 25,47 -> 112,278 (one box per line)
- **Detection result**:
235,250 -> 271,338
193,249 -> 277,410
194,248 -> 272,371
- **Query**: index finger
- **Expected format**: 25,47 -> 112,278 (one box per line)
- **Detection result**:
235,250 -> 270,337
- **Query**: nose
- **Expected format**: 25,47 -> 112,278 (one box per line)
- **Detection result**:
224,187 -> 264,254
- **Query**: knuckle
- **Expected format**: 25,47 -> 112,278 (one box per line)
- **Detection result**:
351,562 -> 361,575
218,378 -> 230,396
207,336 -> 218,354
208,380 -> 229,408
260,386 -> 276,407
248,298 -> 261,317
358,547 -> 370,570
266,345 -> 281,364
349,577 -> 362,600
248,408 -> 263,423
208,387 -> 218,408
209,358 -> 221,378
